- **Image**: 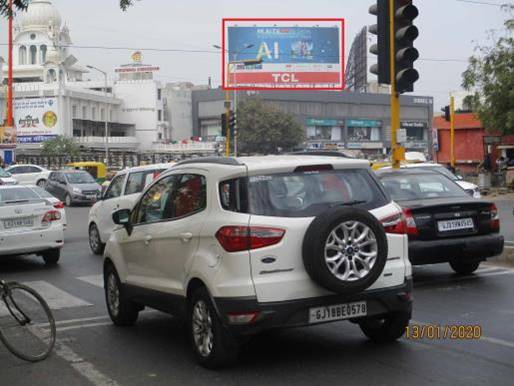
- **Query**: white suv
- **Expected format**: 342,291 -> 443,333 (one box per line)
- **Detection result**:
88,163 -> 171,254
103,156 -> 412,368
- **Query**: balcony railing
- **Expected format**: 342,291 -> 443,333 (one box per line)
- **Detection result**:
73,136 -> 139,148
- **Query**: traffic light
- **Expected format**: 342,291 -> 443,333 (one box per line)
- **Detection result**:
221,111 -> 236,137
443,105 -> 450,122
393,0 -> 419,93
221,113 -> 227,136
369,0 -> 390,84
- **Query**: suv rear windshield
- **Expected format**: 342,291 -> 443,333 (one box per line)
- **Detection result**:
220,169 -> 387,217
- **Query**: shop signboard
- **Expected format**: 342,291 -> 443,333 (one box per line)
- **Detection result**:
14,97 -> 60,143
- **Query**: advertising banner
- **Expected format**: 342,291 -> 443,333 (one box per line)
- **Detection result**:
14,97 -> 59,143
223,19 -> 344,90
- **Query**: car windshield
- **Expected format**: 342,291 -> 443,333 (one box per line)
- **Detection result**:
246,168 -> 387,217
380,172 -> 468,201
64,172 -> 96,184
0,168 -> 10,178
0,187 -> 40,204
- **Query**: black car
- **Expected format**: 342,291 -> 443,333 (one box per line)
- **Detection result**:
376,168 -> 504,274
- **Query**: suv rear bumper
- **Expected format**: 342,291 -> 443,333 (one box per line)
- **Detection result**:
409,234 -> 504,265
213,279 -> 412,336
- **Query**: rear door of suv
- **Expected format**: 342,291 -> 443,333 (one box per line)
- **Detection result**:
246,166 -> 402,303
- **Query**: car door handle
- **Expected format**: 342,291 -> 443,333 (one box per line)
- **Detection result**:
144,235 -> 153,245
179,232 -> 193,242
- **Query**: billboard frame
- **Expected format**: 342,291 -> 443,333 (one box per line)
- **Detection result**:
221,18 -> 345,91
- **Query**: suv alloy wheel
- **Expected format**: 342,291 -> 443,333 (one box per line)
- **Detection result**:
303,207 -> 388,294
188,287 -> 238,369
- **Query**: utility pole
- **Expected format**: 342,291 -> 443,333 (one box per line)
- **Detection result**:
7,0 -> 14,129
450,95 -> 455,168
86,65 -> 109,166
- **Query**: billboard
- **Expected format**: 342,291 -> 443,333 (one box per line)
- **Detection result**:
14,97 -> 59,143
222,18 -> 345,90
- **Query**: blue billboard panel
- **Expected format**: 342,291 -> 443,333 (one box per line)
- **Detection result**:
227,27 -> 340,64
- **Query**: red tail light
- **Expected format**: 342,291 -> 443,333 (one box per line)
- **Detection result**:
42,210 -> 62,226
381,208 -> 418,235
53,201 -> 64,209
381,212 -> 406,234
490,203 -> 500,232
216,226 -> 285,252
403,208 -> 419,236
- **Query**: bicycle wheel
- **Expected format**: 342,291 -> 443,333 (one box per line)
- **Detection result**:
0,282 -> 56,362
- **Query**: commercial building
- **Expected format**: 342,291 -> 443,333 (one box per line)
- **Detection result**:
192,89 -> 434,156
0,0 -> 215,163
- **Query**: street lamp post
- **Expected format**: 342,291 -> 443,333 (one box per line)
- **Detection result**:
213,44 -> 254,157
86,65 -> 109,166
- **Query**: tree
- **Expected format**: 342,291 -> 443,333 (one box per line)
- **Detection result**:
41,136 -> 80,158
237,98 -> 305,155
462,4 -> 514,135
0,0 -> 137,16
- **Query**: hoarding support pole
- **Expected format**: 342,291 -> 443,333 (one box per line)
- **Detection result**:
225,90 -> 231,157
450,95 -> 455,168
389,0 -> 404,169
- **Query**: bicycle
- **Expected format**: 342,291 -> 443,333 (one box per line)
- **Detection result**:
0,280 -> 56,362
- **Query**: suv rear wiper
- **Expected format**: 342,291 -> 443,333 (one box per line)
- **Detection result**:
330,200 -> 367,208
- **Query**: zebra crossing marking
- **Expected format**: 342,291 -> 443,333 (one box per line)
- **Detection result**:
21,280 -> 92,309
77,274 -> 104,288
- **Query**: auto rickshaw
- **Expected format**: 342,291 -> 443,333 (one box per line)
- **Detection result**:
65,162 -> 107,184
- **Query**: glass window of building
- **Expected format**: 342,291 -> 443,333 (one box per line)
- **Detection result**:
40,45 -> 47,63
19,46 -> 27,65
30,45 -> 37,65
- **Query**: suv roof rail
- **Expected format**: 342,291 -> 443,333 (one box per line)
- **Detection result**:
176,157 -> 242,167
288,150 -> 351,158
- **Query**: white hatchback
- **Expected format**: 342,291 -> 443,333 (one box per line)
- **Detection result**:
103,156 -> 412,368
0,185 -> 64,264
88,163 -> 172,254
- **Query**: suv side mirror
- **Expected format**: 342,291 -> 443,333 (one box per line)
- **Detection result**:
113,209 -> 131,225
112,209 -> 133,235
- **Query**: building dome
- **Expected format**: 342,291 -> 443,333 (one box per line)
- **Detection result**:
19,0 -> 62,30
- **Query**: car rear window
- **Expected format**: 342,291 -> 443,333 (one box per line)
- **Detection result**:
220,169 -> 387,217
0,187 -> 40,204
380,173 -> 468,201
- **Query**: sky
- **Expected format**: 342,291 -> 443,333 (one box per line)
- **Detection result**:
0,0 -> 510,111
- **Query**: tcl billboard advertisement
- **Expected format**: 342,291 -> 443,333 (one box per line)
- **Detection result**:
222,18 -> 345,90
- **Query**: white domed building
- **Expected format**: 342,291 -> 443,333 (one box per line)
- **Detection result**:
0,0 -> 199,162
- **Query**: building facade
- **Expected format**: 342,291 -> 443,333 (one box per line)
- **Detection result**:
192,89 -> 434,156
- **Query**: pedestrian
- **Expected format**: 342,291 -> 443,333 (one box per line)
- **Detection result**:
496,156 -> 507,172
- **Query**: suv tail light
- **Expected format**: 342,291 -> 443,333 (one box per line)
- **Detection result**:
490,203 -> 500,232
216,226 -> 285,252
42,210 -> 61,227
380,208 -> 418,235
53,201 -> 64,209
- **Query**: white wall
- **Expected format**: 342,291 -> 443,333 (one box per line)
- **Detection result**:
114,80 -> 162,150
164,87 -> 193,141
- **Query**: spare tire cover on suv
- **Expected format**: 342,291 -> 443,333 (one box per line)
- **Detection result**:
302,207 -> 388,294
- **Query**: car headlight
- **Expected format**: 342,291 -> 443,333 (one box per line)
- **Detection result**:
72,187 -> 82,194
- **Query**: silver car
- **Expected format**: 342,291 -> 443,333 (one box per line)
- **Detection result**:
45,170 -> 102,206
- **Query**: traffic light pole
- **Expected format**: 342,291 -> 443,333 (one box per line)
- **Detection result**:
224,90 -> 231,157
450,95 -> 455,168
389,0 -> 404,169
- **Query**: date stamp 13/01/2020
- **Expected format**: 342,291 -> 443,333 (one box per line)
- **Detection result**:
405,324 -> 482,340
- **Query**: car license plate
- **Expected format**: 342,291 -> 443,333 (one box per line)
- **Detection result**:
4,217 -> 34,229
437,218 -> 474,232
309,301 -> 367,324
86,195 -> 96,200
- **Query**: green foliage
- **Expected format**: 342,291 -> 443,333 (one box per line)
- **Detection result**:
237,98 -> 305,155
0,1 -> 136,16
462,4 -> 514,135
41,136 -> 80,157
